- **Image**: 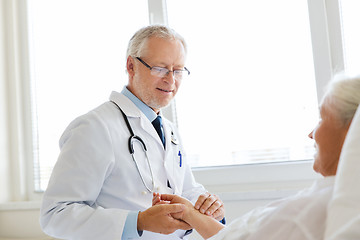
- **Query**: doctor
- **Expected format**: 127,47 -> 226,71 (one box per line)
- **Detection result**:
40,25 -> 225,240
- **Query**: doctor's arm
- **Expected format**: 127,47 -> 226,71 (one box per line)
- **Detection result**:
40,114 -> 130,239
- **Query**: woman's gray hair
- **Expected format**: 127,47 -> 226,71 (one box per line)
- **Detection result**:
323,73 -> 360,125
126,25 -> 187,59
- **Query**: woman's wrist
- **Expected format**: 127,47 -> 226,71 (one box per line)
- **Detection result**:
183,206 -> 200,223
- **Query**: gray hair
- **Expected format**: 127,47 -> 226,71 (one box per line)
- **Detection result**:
322,73 -> 360,125
126,25 -> 187,60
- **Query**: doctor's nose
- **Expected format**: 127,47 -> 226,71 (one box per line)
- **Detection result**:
163,71 -> 176,84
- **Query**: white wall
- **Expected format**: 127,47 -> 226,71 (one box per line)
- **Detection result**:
0,203 -> 51,240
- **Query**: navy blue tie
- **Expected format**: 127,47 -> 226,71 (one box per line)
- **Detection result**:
152,116 -> 165,148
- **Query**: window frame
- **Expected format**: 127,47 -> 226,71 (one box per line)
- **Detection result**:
307,0 -> 344,104
1,0 -> 37,201
0,0 -> 345,203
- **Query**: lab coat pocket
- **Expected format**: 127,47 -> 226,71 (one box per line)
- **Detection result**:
165,145 -> 187,195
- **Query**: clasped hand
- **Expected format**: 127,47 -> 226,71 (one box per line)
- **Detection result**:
152,192 -> 225,226
137,192 -> 224,235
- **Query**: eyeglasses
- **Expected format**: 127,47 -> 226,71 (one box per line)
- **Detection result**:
136,57 -> 190,81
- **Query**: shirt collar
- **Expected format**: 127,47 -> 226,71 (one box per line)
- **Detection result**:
121,86 -> 158,122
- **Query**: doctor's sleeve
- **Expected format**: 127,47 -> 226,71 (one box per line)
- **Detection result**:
40,113 -> 128,239
121,211 -> 143,239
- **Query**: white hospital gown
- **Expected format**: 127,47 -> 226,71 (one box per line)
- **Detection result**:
210,176 -> 335,240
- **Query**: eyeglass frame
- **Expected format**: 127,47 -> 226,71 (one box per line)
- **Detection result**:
135,57 -> 190,80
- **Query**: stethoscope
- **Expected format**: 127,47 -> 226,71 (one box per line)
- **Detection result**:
111,101 -> 155,193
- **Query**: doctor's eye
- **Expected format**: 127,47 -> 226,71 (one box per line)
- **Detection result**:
151,67 -> 169,77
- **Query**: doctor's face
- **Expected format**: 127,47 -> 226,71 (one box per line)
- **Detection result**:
127,36 -> 186,113
308,99 -> 350,176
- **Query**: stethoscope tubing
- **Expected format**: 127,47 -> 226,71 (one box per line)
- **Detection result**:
111,101 -> 155,193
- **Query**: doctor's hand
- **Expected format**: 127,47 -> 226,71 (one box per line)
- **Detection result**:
195,192 -> 225,221
137,204 -> 191,235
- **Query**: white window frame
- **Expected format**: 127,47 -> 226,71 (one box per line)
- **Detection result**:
308,0 -> 344,104
0,0 -> 345,204
0,0 -> 36,202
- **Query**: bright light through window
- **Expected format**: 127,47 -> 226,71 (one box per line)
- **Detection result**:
340,0 -> 360,74
167,0 -> 319,167
28,0 -> 149,191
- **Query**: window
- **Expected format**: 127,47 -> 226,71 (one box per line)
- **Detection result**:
167,0 -> 318,167
23,0 -> 353,194
340,0 -> 360,74
27,0 -> 149,191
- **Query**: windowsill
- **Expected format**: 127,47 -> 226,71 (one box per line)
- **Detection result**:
192,159 -> 320,185
192,160 -> 321,201
0,160 -> 320,211
0,201 -> 41,211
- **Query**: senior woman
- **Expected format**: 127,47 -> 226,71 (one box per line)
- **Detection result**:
153,73 -> 360,240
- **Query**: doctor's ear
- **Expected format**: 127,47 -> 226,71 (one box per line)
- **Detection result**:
127,56 -> 136,77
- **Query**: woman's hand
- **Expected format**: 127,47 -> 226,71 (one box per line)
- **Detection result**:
195,192 -> 225,221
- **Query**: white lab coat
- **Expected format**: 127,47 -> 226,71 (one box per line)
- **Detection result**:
40,91 -> 206,240
209,176 -> 335,240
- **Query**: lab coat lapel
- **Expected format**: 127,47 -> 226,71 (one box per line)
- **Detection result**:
110,92 -> 165,148
163,122 -> 180,194
110,92 -> 140,118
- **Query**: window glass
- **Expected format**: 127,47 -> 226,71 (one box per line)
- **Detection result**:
27,0 -> 149,191
340,0 -> 360,74
167,0 -> 318,167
